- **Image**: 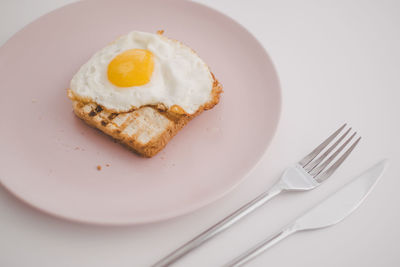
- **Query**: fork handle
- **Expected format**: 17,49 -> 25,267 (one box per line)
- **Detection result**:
152,183 -> 283,267
223,225 -> 297,267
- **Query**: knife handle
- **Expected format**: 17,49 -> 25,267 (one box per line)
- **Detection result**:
152,183 -> 283,267
223,225 -> 297,267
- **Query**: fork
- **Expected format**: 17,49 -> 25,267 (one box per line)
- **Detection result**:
152,124 -> 360,267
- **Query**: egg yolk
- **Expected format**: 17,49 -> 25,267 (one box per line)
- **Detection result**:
107,49 -> 154,87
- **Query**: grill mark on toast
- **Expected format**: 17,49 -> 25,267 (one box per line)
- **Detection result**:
95,105 -> 103,113
108,113 -> 118,120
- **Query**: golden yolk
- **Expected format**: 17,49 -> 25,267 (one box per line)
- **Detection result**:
107,49 -> 154,87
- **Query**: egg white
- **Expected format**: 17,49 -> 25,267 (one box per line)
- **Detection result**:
70,31 -> 214,114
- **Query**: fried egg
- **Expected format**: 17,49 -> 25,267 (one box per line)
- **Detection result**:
70,31 -> 214,115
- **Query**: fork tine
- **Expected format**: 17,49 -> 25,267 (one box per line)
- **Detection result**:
316,136 -> 361,182
310,132 -> 356,177
304,128 -> 351,172
299,123 -> 347,167
315,136 -> 361,182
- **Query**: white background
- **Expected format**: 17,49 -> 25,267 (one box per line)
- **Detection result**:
1,0 -> 399,266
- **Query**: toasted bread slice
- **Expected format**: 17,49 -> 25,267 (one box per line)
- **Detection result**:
68,76 -> 222,157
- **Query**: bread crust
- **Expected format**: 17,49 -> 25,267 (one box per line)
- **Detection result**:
68,75 -> 222,157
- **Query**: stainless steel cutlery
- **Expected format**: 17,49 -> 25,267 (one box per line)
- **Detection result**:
223,160 -> 387,266
153,124 -> 364,267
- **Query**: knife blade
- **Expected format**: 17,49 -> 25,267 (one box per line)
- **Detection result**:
294,159 -> 387,230
224,159 -> 388,267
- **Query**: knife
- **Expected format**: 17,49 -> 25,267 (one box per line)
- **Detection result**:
223,160 -> 388,267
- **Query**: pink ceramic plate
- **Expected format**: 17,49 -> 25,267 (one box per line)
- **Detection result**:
0,0 -> 281,225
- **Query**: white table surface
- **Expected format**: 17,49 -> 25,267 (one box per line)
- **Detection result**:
1,0 -> 399,266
